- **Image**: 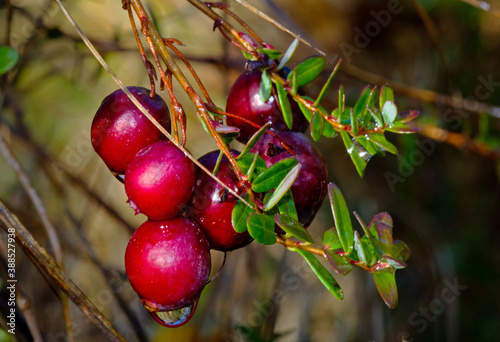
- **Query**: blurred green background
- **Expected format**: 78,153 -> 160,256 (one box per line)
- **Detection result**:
1,0 -> 500,341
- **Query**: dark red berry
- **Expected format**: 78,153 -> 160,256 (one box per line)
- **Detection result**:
251,131 -> 328,227
125,218 -> 211,316
91,86 -> 171,174
225,70 -> 308,143
125,140 -> 195,220
188,151 -> 252,251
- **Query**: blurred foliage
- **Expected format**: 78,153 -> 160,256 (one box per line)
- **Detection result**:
1,0 -> 500,341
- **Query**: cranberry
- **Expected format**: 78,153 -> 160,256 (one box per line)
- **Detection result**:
125,218 -> 211,323
225,70 -> 308,143
251,131 -> 328,227
188,151 -> 253,251
124,140 -> 195,220
91,86 -> 171,174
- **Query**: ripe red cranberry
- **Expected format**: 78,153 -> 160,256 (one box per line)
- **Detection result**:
125,218 -> 211,326
188,151 -> 253,251
225,70 -> 308,143
251,131 -> 328,227
91,86 -> 171,174
125,140 -> 195,220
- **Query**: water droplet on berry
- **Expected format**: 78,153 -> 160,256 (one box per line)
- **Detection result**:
149,301 -> 198,327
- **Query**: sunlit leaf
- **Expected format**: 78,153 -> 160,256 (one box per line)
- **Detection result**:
263,164 -> 301,211
322,228 -> 343,250
232,196 -> 255,233
381,100 -> 398,125
372,268 -> 398,308
355,136 -> 380,156
288,56 -> 325,87
328,183 -> 354,254
277,38 -> 299,71
311,111 -> 324,141
353,86 -> 374,124
337,85 -> 345,118
294,249 -> 344,300
210,120 -> 240,144
0,46 -> 19,75
247,213 -> 276,245
277,190 -> 298,221
257,48 -> 282,60
275,214 -> 314,244
395,110 -> 419,123
383,255 -> 407,269
297,97 -> 313,122
367,107 -> 384,127
252,158 -> 298,192
379,84 -> 394,110
259,69 -> 272,103
367,133 -> 398,154
314,59 -> 341,106
238,122 -> 271,159
324,249 -> 352,276
275,81 -> 294,130
377,222 -> 394,254
236,153 -> 267,179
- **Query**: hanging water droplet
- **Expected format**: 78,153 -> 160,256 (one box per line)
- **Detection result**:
149,301 -> 198,328
351,138 -> 373,162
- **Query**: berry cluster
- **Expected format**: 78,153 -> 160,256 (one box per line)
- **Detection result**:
91,66 -> 328,326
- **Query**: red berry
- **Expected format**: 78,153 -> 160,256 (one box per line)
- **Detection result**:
91,86 -> 171,174
251,131 -> 328,227
225,70 -> 308,143
188,151 -> 253,251
125,218 -> 211,316
125,141 -> 195,220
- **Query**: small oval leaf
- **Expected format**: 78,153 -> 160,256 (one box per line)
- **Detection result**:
322,228 -> 343,250
0,46 -> 19,75
275,81 -> 294,130
247,213 -> 276,245
231,197 -> 255,233
259,69 -> 272,103
288,56 -> 325,87
252,158 -> 298,193
328,183 -> 354,254
324,249 -> 352,276
382,100 -> 398,125
277,38 -> 299,71
379,84 -> 394,110
238,122 -> 272,159
311,111 -> 324,142
275,214 -> 314,244
372,268 -> 398,308
263,164 -> 301,211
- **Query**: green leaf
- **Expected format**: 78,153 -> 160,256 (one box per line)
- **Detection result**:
367,107 -> 384,127
314,59 -> 341,107
367,133 -> 398,155
394,110 -> 419,124
353,86 -> 373,125
238,122 -> 271,159
324,249 -> 352,276
277,38 -> 299,71
340,130 -> 368,177
369,212 -> 393,231
277,190 -> 298,221
0,46 -> 19,75
288,56 -> 325,87
393,240 -> 411,263
355,136 -> 379,157
354,232 -> 368,265
252,158 -> 298,192
311,111 -> 324,141
379,84 -> 394,110
257,48 -> 282,60
294,249 -> 344,301
231,196 -> 255,233
275,81 -> 294,130
260,69 -> 272,103
322,120 -> 337,138
350,107 -> 359,136
328,183 -> 354,254
381,100 -> 398,125
263,164 -> 301,211
337,85 -> 345,118
372,268 -> 398,308
236,153 -> 267,180
297,96 -> 314,122
322,228 -> 343,250
247,213 -> 276,245
386,122 -> 419,134
377,222 -> 394,254
383,255 -> 407,269
275,214 -> 314,244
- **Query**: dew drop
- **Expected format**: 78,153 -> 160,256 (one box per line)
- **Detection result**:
148,300 -> 198,328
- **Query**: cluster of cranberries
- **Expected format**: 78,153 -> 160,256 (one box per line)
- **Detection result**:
91,67 -> 328,327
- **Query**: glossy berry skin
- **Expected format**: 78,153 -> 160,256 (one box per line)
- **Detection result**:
188,151 -> 252,251
251,131 -> 328,227
125,140 -> 195,220
125,218 -> 211,312
91,86 -> 171,174
225,70 -> 308,143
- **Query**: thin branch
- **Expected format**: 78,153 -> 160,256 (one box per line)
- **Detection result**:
0,200 -> 127,342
